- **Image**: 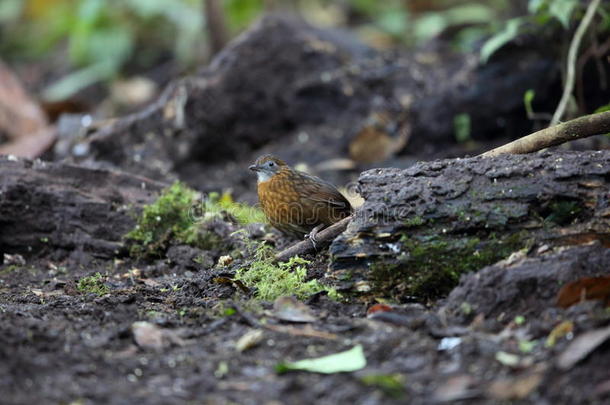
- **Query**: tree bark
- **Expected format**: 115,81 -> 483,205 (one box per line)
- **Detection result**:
328,150 -> 610,301
0,157 -> 165,260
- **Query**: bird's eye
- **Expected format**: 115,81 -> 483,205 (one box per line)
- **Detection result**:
268,162 -> 275,167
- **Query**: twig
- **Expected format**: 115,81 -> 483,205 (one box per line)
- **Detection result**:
275,216 -> 352,262
204,0 -> 230,55
550,0 -> 601,126
481,110 -> 610,157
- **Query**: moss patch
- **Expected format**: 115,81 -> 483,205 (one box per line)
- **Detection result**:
77,272 -> 109,296
205,191 -> 266,225
235,244 -> 332,301
371,232 -> 527,301
126,182 -> 198,257
125,182 -> 266,258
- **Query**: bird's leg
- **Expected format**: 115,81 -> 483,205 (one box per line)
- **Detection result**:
305,224 -> 325,250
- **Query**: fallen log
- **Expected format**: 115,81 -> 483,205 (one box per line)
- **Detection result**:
328,150 -> 610,301
0,157 -> 165,260
439,242 -> 610,324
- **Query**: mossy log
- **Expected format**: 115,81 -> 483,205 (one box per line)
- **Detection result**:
328,150 -> 610,301
439,242 -> 610,324
0,157 -> 164,261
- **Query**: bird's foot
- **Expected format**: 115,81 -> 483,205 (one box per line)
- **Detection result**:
305,224 -> 325,250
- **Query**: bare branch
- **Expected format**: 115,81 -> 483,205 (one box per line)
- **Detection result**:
481,110 -> 610,157
550,0 -> 601,125
275,216 -> 352,262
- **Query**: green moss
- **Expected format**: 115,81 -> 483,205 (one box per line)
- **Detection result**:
126,182 -> 198,257
360,374 -> 406,399
0,265 -> 22,276
125,182 -> 266,258
77,272 -> 109,296
205,191 -> 266,225
372,232 -> 526,300
235,244 -> 332,301
403,216 -> 425,227
545,200 -> 581,225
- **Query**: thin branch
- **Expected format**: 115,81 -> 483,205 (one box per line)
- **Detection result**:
204,0 -> 230,56
481,110 -> 610,157
550,0 -> 601,126
275,216 -> 352,262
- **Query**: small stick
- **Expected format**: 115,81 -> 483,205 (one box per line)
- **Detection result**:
481,110 -> 610,157
550,0 -> 601,126
275,216 -> 352,262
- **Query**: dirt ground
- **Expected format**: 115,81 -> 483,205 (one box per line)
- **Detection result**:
1,241 -> 610,405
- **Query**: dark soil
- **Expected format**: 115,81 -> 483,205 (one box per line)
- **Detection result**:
1,240 -> 610,404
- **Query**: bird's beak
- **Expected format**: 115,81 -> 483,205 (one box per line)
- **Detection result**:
249,164 -> 259,172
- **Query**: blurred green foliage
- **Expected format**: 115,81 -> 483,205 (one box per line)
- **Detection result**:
481,0 -> 610,63
2,0 -> 603,100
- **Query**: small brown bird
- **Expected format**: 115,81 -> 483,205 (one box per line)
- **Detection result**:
249,155 -> 353,241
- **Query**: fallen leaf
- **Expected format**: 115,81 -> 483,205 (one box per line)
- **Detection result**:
433,375 -> 477,402
235,329 -> 264,352
0,60 -> 56,158
264,323 -> 338,340
276,345 -> 366,374
487,372 -> 543,400
349,126 -> 395,164
557,325 -> 610,370
556,276 -> 610,308
366,303 -> 393,316
213,276 -> 250,294
271,296 -> 317,323
131,321 -> 184,350
495,351 -> 528,368
545,320 -> 574,347
132,321 -> 164,350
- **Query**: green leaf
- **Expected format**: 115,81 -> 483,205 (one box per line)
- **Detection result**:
524,89 -> 536,118
0,0 -> 22,23
528,0 -> 547,14
378,8 -> 409,36
549,0 -> 578,28
42,61 -> 115,101
276,345 -> 366,374
413,14 -> 447,42
453,113 -> 471,143
480,18 -> 523,64
594,102 -> 610,113
225,0 -> 264,32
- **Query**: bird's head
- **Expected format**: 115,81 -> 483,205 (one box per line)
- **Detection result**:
249,155 -> 288,183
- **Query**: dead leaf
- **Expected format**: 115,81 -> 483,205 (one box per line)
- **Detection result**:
264,324 -> 337,340
349,126 -> 395,164
131,321 -> 184,350
487,372 -> 543,400
366,303 -> 393,316
495,351 -> 533,368
313,158 -> 356,172
140,278 -> 162,288
556,276 -> 610,308
0,60 -> 56,158
213,276 -> 250,294
557,325 -> 610,370
271,296 -> 317,323
545,320 -> 574,347
433,375 -> 478,402
235,329 -> 264,352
